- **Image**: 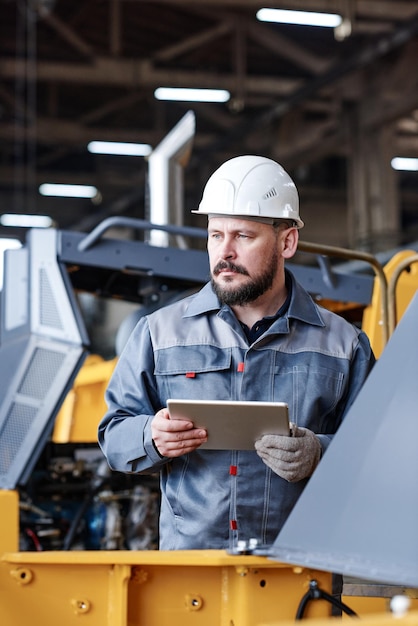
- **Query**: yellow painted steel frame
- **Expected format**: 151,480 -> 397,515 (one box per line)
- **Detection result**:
0,551 -> 335,626
2,495 -> 418,625
0,490 -> 337,626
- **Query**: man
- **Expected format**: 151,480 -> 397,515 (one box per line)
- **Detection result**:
98,155 -> 375,550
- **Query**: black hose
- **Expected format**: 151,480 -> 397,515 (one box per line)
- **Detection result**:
295,579 -> 358,620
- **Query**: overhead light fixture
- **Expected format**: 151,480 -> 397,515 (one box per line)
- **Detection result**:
154,87 -> 230,103
0,214 -> 53,228
87,141 -> 152,156
256,8 -> 342,28
39,183 -> 99,198
391,157 -> 418,171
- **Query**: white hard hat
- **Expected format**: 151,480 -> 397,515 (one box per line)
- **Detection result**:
192,155 -> 303,228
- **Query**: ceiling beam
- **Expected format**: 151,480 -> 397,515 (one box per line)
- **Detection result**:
36,9 -> 96,59
153,22 -> 233,62
0,57 -> 299,95
0,118 -> 214,150
196,10 -> 418,156
246,20 -> 331,75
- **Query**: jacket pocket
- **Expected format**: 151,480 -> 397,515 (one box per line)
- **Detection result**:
273,363 -> 344,431
154,345 -> 233,400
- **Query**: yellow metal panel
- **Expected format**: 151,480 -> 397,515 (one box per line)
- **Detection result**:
1,548 -> 417,624
362,250 -> 418,357
0,490 -> 19,553
127,562 -> 331,625
53,356 -> 117,443
0,550 -> 332,626
0,560 -> 128,626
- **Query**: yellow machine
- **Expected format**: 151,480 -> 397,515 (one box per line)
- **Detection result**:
1,223 -> 418,625
0,489 -> 334,626
362,249 -> 418,357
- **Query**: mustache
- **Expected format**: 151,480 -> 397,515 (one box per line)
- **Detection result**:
213,260 -> 250,276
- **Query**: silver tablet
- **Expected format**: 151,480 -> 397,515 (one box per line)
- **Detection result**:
167,399 -> 290,450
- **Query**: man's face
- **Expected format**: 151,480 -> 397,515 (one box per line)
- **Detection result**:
207,217 -> 281,306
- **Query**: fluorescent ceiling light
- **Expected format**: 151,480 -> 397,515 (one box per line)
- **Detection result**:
0,237 -> 21,250
154,87 -> 230,103
87,141 -> 152,156
256,8 -> 342,28
391,157 -> 418,171
39,183 -> 99,198
0,214 -> 53,228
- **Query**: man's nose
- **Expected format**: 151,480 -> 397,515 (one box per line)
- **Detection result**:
219,237 -> 236,259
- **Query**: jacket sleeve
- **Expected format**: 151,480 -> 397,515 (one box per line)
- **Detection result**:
317,328 -> 376,455
98,317 -> 167,474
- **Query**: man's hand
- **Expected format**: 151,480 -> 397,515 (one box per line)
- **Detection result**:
255,424 -> 321,482
151,408 -> 208,457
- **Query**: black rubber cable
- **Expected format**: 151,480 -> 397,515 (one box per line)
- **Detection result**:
295,579 -> 358,620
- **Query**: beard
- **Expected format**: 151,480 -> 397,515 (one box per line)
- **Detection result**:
211,245 -> 279,306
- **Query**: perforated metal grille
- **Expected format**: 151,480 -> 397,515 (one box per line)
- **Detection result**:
0,403 -> 37,474
40,267 -> 63,329
18,347 -> 66,399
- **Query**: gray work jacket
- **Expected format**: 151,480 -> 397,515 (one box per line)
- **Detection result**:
98,271 -> 375,550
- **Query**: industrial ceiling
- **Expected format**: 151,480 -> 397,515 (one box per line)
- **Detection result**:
0,0 -> 417,252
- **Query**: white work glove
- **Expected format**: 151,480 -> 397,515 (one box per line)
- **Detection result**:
255,424 -> 321,483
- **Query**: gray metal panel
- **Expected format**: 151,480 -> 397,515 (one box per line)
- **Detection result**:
3,246 -> 29,332
268,292 -> 418,587
58,222 -> 374,306
29,228 -> 87,343
0,337 -> 85,488
0,228 -> 88,489
287,262 -> 373,305
59,226 -> 210,284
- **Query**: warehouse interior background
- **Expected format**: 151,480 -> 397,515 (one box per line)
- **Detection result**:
0,0 -> 417,255
1,2 -> 418,589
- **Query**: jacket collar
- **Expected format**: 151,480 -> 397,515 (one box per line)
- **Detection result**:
184,269 -> 325,328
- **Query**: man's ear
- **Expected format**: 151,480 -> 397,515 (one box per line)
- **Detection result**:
282,227 -> 299,259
